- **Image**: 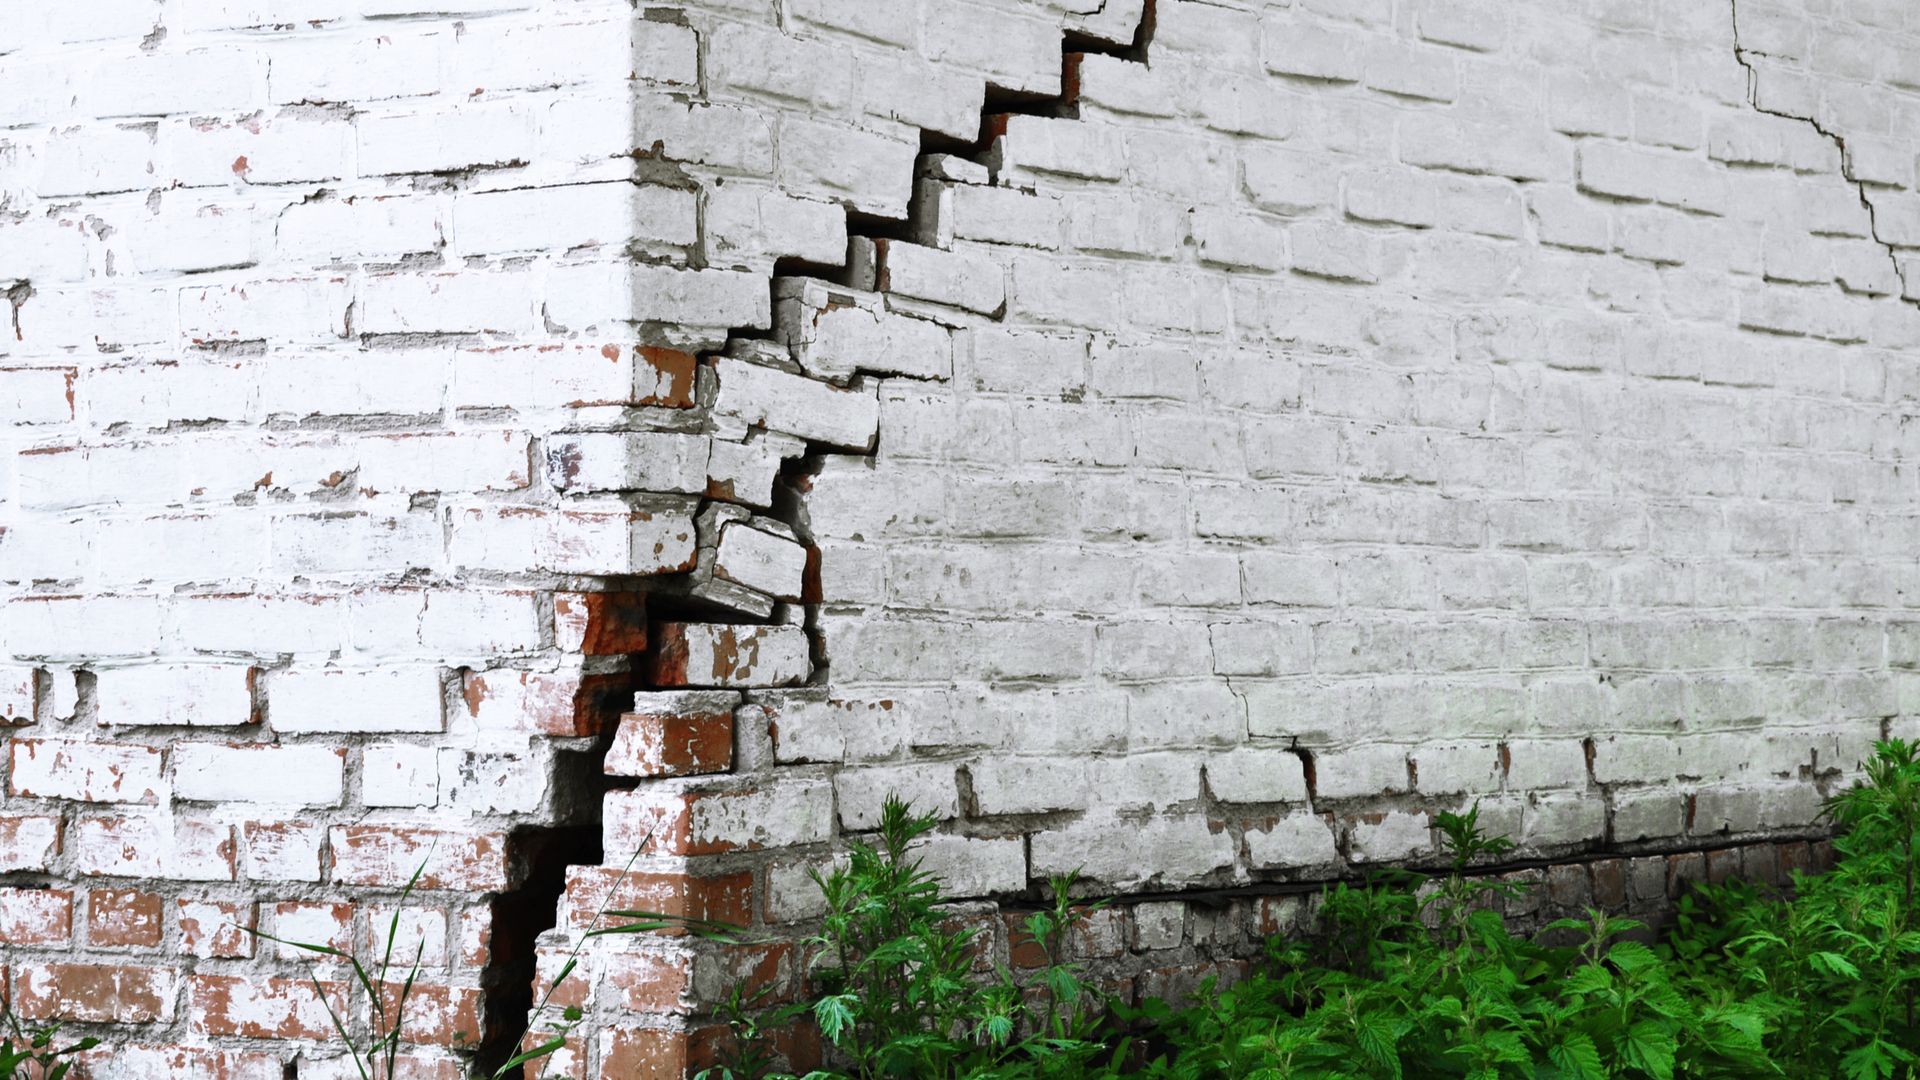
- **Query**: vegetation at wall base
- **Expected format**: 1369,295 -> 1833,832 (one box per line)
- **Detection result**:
701,741 -> 1920,1080
5,741 -> 1920,1079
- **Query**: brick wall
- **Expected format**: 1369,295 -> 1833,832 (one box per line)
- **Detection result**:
5,0 -> 1920,1075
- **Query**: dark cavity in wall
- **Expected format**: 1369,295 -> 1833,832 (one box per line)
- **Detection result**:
476,823 -> 604,1077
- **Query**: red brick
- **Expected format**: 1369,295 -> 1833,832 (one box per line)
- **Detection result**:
376,983 -> 484,1049
179,899 -> 255,959
1778,839 -> 1815,880
12,962 -> 174,1023
457,902 -> 492,967
459,668 -> 631,738
598,1026 -> 722,1080
1705,847 -> 1740,885
636,346 -> 698,408
0,887 -> 73,947
561,867 -> 753,932
87,888 -> 163,949
554,591 -> 650,656
1666,851 -> 1706,898
531,945 -> 593,1012
0,814 -> 60,872
188,974 -> 347,1040
1590,859 -> 1627,909
603,706 -> 733,779
329,824 -> 512,892
602,944 -> 791,1017
1003,913 -> 1049,969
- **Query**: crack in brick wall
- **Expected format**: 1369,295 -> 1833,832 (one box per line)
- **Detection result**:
1730,0 -> 1916,304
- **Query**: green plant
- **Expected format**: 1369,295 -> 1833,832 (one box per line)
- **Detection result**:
0,1004 -> 98,1080
669,742 -> 1920,1079
702,796 -> 1114,1080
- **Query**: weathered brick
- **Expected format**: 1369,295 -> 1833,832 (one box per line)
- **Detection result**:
648,623 -> 811,689
12,962 -> 174,1024
605,691 -> 739,779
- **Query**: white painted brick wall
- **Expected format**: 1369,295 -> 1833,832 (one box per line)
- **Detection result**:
7,0 -> 1920,1071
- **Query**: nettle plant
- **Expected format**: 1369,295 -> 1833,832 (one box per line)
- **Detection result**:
695,740 -> 1920,1080
700,796 -> 1116,1080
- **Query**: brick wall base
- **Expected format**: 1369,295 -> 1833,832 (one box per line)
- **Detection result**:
534,834 -> 1832,1079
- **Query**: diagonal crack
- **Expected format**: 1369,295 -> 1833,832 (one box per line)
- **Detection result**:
1729,0 -> 1914,303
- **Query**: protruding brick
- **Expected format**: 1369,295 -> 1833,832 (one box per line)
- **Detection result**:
605,691 -> 738,779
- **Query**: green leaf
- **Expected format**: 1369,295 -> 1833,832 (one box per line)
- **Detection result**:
1548,1032 -> 1604,1080
1623,1020 -> 1677,1080
1605,940 -> 1659,973
814,994 -> 857,1045
493,1036 -> 567,1073
1810,950 -> 1862,979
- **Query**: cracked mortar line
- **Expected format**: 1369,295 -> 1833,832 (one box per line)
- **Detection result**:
1729,0 -> 1915,303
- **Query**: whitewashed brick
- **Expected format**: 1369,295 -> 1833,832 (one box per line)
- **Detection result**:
94,664 -> 255,727
173,744 -> 345,805
713,522 -> 806,601
269,667 -> 445,734
712,354 -> 880,450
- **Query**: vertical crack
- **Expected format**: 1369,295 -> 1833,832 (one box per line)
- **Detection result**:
1729,0 -> 1914,303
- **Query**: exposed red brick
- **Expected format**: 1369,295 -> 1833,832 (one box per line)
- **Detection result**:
560,866 -> 753,931
12,962 -> 173,1023
87,888 -> 163,949
554,591 -> 650,656
598,1025 -> 724,1080
375,983 -> 484,1049
1004,913 -> 1049,969
1590,859 -> 1627,909
636,346 -> 697,408
604,708 -> 733,779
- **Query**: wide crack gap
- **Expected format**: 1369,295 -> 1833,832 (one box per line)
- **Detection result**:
1729,0 -> 1915,303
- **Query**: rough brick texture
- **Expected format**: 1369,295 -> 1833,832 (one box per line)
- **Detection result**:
7,0 -> 1920,1074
